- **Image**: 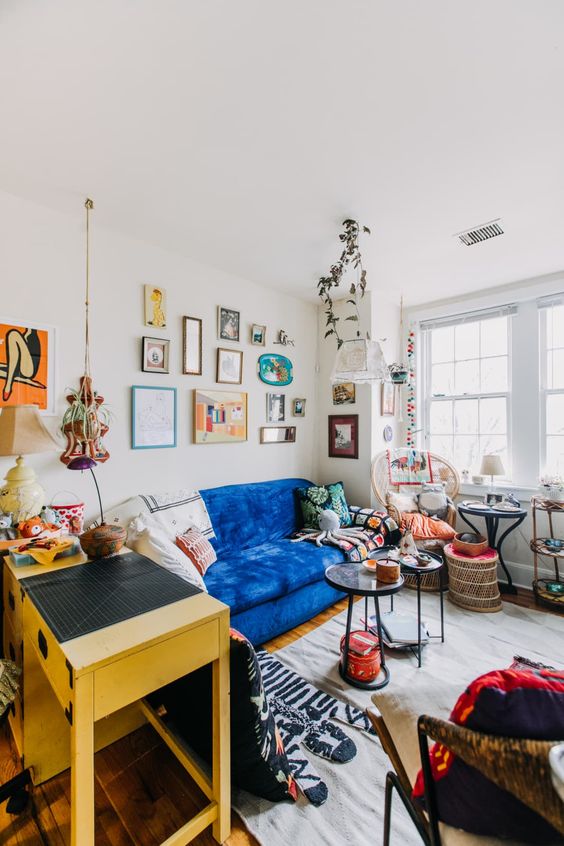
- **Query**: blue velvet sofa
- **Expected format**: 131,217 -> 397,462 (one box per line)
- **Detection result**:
200,477 -> 367,645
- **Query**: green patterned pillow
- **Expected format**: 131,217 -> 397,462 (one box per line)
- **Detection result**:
296,482 -> 352,529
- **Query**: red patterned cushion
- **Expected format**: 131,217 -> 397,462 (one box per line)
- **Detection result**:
176,528 -> 217,576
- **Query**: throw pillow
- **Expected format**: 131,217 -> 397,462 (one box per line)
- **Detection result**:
128,515 -> 206,591
417,482 -> 450,520
176,528 -> 217,576
154,628 -> 298,803
413,667 -> 564,842
296,482 -> 352,528
401,512 -> 455,540
386,491 -> 419,513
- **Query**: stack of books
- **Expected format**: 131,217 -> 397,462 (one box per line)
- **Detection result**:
366,611 -> 429,649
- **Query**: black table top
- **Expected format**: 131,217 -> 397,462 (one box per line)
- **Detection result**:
325,560 -> 404,597
458,503 -> 527,518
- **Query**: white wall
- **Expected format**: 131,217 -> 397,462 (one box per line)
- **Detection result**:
0,191 -> 319,521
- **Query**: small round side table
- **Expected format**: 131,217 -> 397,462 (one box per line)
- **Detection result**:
444,543 -> 502,612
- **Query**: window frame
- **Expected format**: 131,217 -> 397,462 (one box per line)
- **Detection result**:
539,303 -> 564,477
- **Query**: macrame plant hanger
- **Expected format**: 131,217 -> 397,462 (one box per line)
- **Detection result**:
60,199 -> 110,465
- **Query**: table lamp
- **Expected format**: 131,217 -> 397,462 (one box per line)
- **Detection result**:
480,453 -> 505,491
0,405 -> 60,522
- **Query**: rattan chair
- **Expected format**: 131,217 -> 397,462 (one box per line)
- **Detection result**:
369,710 -> 564,846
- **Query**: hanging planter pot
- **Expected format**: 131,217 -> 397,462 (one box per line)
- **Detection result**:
388,363 -> 409,385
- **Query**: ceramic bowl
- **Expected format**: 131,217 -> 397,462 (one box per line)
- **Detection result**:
544,538 -> 563,551
79,523 -> 126,559
362,559 -> 378,573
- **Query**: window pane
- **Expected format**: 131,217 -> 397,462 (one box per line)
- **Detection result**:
430,401 -> 452,434
431,326 -> 454,363
481,356 -> 507,393
454,399 -> 478,434
547,305 -> 564,350
480,397 -> 506,435
546,436 -> 564,476
432,363 -> 454,396
455,322 -> 479,361
480,317 -> 508,357
455,359 -> 479,395
453,436 -> 479,472
430,435 -> 453,464
547,394 -> 564,435
547,349 -> 564,390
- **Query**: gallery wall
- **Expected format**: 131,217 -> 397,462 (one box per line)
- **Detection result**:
0,190 -> 319,521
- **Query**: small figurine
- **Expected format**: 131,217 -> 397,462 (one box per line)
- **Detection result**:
40,505 -> 62,526
399,529 -> 418,557
18,515 -> 60,539
273,329 -> 295,347
0,512 -> 17,541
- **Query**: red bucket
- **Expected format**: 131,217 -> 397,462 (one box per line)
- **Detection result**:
340,630 -> 381,682
50,493 -> 85,535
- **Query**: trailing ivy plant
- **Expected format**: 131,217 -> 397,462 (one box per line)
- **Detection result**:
317,218 -> 370,348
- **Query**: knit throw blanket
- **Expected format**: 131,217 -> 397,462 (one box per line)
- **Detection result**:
256,649 -> 375,805
291,527 -> 385,562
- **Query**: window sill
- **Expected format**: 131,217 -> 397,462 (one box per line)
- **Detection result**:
458,481 -> 539,503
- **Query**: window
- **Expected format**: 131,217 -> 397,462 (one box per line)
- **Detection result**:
541,301 -> 564,475
422,312 -> 511,476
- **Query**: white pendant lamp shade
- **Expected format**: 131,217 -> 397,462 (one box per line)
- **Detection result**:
330,338 -> 388,385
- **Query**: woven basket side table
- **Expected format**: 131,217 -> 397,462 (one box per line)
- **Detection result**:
444,543 -> 502,613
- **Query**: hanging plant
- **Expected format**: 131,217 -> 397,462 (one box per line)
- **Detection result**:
317,219 -> 370,348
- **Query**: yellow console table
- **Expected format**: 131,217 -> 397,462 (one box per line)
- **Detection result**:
3,549 -> 231,845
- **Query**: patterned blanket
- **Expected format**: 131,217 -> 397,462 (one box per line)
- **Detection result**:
292,507 -> 400,562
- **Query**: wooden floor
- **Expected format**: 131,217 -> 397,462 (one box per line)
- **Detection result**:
0,588 -> 555,845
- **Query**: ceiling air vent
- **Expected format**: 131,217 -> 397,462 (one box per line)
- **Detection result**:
454,218 -> 504,246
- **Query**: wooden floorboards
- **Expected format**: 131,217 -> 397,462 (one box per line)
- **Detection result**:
0,589 -> 553,845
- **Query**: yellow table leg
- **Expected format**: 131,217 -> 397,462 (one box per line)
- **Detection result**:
70,672 -> 95,846
212,614 -> 231,843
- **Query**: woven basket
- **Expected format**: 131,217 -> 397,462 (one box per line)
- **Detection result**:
445,544 -> 502,612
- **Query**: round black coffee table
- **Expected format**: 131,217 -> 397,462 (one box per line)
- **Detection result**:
325,561 -> 404,690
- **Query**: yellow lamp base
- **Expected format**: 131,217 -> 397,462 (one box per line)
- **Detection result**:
0,456 -> 46,523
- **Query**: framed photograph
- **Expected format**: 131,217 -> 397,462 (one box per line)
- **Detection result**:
216,347 -> 243,384
144,284 -> 167,328
260,426 -> 296,444
293,398 -> 306,417
485,492 -> 504,506
194,389 -> 247,443
332,382 -> 356,406
381,381 -> 395,416
328,414 -> 358,459
0,319 -> 56,413
251,324 -> 266,345
142,336 -> 170,374
218,306 -> 240,342
266,392 -> 285,422
182,316 -> 202,375
131,385 -> 176,449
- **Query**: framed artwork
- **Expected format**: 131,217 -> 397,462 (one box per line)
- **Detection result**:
144,285 -> 167,328
260,426 -> 296,444
257,353 -> 293,386
332,382 -> 355,406
216,347 -> 243,384
182,316 -> 202,375
131,385 -> 176,449
387,449 -> 433,485
381,381 -> 395,416
486,492 -> 504,506
0,321 -> 55,413
293,398 -> 306,417
142,336 -> 170,374
218,306 -> 240,342
328,414 -> 358,459
251,324 -> 266,345
266,392 -> 285,422
194,389 -> 247,444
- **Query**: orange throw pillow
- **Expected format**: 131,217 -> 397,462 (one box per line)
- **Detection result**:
176,528 -> 217,576
401,511 -> 456,540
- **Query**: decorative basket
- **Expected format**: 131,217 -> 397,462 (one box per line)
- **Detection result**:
339,631 -> 381,682
78,523 -> 126,559
50,492 -> 85,535
452,532 -> 488,557
444,544 -> 502,612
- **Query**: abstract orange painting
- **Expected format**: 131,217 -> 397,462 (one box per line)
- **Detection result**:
0,323 -> 49,410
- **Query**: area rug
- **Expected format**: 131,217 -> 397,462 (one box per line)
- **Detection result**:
233,591 -> 564,846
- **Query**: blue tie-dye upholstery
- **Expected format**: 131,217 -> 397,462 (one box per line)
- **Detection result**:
200,478 -> 347,644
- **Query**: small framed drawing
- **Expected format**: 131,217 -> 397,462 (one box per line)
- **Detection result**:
251,324 -> 266,345
266,392 -> 285,422
332,382 -> 355,405
328,414 -> 358,459
132,385 -> 176,449
183,316 -> 202,375
260,426 -> 296,444
293,398 -> 306,417
381,381 -> 395,416
216,347 -> 243,384
218,306 -> 240,342
142,336 -> 170,374
144,284 -> 167,328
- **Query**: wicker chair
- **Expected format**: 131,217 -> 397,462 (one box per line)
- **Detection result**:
371,450 -> 460,590
369,710 -> 564,846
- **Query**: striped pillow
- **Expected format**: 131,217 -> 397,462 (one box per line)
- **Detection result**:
176,529 -> 217,576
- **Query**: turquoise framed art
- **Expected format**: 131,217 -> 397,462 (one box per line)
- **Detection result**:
257,353 -> 293,386
131,385 -> 177,449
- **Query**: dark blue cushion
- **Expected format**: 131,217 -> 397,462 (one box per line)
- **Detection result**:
200,478 -> 310,559
204,538 -> 345,616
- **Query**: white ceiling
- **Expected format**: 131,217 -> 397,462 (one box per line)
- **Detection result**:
1,0 -> 564,305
